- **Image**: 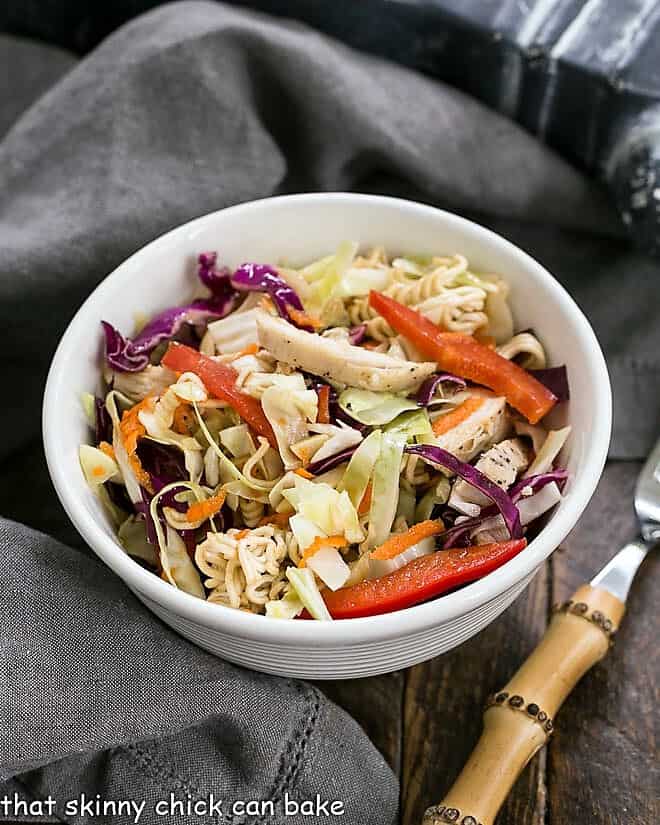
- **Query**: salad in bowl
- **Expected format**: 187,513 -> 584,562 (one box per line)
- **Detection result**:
79,243 -> 570,621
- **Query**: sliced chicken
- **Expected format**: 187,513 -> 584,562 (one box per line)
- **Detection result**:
256,310 -> 436,392
449,437 -> 531,513
432,392 -> 510,466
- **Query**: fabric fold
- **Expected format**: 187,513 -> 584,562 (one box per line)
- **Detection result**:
0,518 -> 397,824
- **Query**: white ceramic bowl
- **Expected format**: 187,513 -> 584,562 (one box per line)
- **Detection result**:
43,193 -> 611,679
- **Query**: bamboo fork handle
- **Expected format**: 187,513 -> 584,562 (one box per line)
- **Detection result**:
422,584 -> 626,825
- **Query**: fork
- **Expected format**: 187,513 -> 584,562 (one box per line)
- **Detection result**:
422,436 -> 660,825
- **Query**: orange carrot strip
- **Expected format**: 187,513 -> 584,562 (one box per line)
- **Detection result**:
358,482 -> 372,516
234,529 -> 250,540
258,512 -> 290,528
235,343 -> 259,357
370,520 -> 445,561
317,385 -> 330,424
294,467 -> 315,479
172,402 -> 194,435
299,535 -> 348,568
119,396 -> 155,490
431,396 -> 484,436
286,306 -> 323,330
91,465 -> 106,478
98,441 -> 115,461
185,492 -> 226,524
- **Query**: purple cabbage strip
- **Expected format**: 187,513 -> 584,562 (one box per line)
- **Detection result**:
348,324 -> 367,345
440,515 -> 485,549
101,321 -> 150,373
441,468 -> 569,549
94,396 -> 113,444
307,376 -> 369,434
231,262 -> 313,329
509,468 -> 569,503
197,251 -> 232,293
415,373 -> 467,406
307,445 -> 359,476
102,251 -> 238,373
136,488 -> 158,545
529,366 -> 569,402
405,444 -> 522,539
102,294 -> 236,373
136,439 -> 187,484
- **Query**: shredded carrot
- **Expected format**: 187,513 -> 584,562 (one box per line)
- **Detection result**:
91,465 -> 106,478
358,482 -> 372,516
370,520 -> 445,561
299,535 -> 348,568
185,492 -> 226,524
98,441 -> 115,461
294,467 -> 315,479
361,341 -> 381,350
119,396 -> 155,490
317,385 -> 330,424
431,396 -> 485,437
172,402 -> 194,434
235,343 -> 259,357
234,529 -> 250,540
258,512 -> 290,528
286,305 -> 323,330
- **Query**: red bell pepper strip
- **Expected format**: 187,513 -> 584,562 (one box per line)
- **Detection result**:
320,539 -> 527,619
161,342 -> 276,446
368,291 -> 556,424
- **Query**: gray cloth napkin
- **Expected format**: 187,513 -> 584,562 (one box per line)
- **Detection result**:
1,2 -> 658,822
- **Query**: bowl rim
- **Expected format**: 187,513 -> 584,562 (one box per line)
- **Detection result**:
43,192 -> 611,646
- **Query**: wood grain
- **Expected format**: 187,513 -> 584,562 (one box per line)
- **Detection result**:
401,563 -> 550,825
547,462 -> 660,825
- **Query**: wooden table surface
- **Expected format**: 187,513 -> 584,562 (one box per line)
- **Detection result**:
317,462 -> 660,825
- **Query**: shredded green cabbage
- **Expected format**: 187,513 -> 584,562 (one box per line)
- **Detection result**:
385,408 -> 432,440
79,444 -> 119,486
283,476 -> 363,544
81,392 -> 96,428
338,388 -> 418,426
338,429 -> 381,508
286,567 -> 332,621
365,433 -> 406,549
265,588 -> 304,619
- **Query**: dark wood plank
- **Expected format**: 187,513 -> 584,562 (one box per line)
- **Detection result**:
547,461 -> 660,825
315,672 -> 405,776
401,564 -> 550,825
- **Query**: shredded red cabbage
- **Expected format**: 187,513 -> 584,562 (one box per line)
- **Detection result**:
102,252 -> 238,373
306,376 -> 369,433
231,263 -> 312,329
348,324 -> 367,345
101,321 -> 150,372
529,366 -> 569,402
136,439 -> 187,485
102,294 -> 236,373
94,395 -> 113,444
307,445 -> 358,475
509,469 -> 568,502
197,251 -> 232,293
416,373 -> 467,406
440,468 -> 569,548
405,444 -> 522,539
